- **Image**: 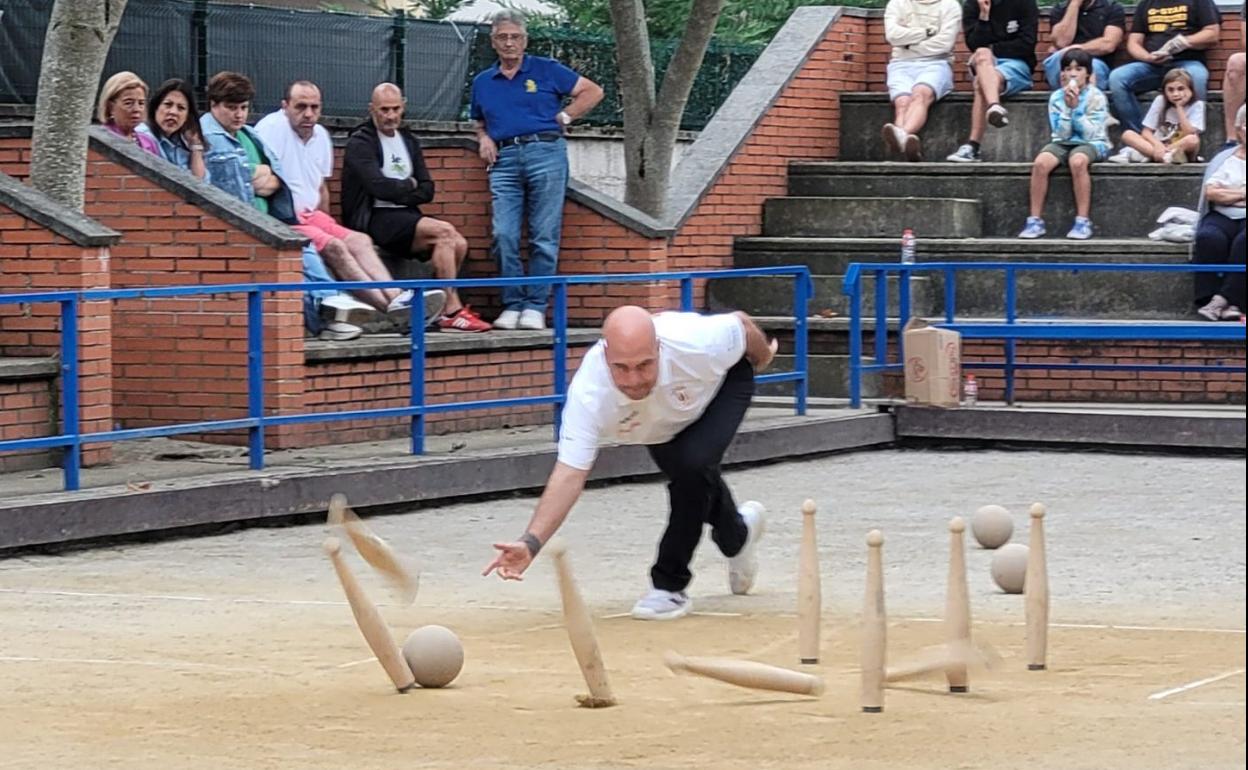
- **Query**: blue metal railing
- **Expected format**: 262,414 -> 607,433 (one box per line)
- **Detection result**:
842,262 -> 1247,408
0,267 -> 814,491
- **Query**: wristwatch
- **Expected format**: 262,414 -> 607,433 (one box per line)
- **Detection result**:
557,110 -> 573,126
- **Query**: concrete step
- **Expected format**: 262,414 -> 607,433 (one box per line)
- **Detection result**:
707,273 -> 938,317
734,235 -> 1189,274
838,91 -> 1230,164
732,237 -> 1198,319
760,354 -> 883,399
762,196 -> 982,238
787,162 -> 1205,239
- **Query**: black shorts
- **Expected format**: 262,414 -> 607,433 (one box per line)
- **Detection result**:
367,207 -> 426,261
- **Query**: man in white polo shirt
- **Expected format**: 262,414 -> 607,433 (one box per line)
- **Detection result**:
255,80 -> 444,325
483,305 -> 779,620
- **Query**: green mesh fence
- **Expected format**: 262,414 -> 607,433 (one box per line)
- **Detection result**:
463,28 -> 763,130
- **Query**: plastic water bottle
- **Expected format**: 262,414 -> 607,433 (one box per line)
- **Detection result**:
963,374 -> 978,407
900,229 -> 916,264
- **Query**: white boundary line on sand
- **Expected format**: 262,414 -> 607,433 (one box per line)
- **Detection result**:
0,655 -> 282,676
899,616 -> 1247,635
1148,669 -> 1247,701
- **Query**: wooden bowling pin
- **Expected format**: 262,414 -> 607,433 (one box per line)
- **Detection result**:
861,529 -> 886,713
797,499 -> 822,665
665,653 -> 824,696
945,516 -> 971,693
1025,503 -> 1049,671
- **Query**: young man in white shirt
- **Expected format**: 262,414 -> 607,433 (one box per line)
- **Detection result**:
483,305 -> 779,620
255,80 -> 444,325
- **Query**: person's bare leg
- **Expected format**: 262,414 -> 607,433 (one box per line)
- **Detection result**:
893,95 -> 912,125
343,232 -> 399,304
413,217 -> 465,314
1121,130 -> 1158,159
1069,153 -> 1091,218
1223,53 -> 1245,141
1175,132 -> 1202,160
318,238 -> 389,311
1029,153 -> 1059,218
969,48 -> 1000,144
901,86 -> 937,134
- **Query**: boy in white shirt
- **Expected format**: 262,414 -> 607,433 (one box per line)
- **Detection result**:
483,306 -> 779,621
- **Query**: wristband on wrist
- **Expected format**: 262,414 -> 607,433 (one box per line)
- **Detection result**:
520,532 -> 543,557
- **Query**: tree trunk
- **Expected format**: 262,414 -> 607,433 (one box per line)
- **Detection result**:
29,0 -> 129,211
610,0 -> 725,218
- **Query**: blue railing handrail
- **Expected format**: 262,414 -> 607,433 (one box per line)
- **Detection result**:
841,261 -> 1247,408
0,266 -> 814,492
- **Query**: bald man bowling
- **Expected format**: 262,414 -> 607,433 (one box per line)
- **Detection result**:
483,305 -> 778,620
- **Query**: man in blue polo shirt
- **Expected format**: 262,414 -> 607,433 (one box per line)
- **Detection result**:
470,10 -> 604,331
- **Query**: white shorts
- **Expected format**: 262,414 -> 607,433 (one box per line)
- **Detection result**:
886,59 -> 955,102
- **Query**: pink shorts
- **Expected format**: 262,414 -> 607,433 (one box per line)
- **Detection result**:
293,209 -> 355,253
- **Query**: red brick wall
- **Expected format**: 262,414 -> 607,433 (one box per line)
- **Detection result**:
0,376 -> 56,471
303,344 -> 591,444
960,339 -> 1246,403
0,199 -> 113,466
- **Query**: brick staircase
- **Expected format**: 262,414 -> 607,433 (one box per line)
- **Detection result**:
707,90 -> 1237,400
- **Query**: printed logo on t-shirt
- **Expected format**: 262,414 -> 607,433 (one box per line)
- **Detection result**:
389,154 -> 405,174
1006,19 -> 1019,33
1147,4 -> 1189,32
617,410 -> 642,436
671,385 -> 690,407
525,79 -> 538,93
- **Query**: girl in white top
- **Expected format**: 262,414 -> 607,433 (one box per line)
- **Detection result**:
1115,68 -> 1206,165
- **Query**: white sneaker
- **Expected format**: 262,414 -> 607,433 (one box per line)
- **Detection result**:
518,308 -> 546,330
1108,147 -> 1148,165
321,293 -> 382,327
882,123 -> 905,157
631,588 -> 692,621
986,103 -> 1009,128
494,309 -> 520,330
728,501 -> 766,595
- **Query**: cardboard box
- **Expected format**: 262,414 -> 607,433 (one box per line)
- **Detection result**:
903,319 -> 962,407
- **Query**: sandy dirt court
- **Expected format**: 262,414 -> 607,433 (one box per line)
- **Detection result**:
1,449 -> 1244,769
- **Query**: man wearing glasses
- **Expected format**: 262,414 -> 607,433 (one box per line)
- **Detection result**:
470,10 -> 604,332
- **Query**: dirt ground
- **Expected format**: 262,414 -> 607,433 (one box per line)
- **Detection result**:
0,449 -> 1244,769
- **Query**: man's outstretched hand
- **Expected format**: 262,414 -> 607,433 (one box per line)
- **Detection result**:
483,541 -> 533,581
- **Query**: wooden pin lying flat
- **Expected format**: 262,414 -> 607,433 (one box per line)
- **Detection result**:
665,652 -> 824,697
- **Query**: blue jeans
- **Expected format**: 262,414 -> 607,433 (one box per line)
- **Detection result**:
489,138 -> 569,313
1107,60 -> 1209,133
302,244 -> 338,335
1043,50 -> 1111,91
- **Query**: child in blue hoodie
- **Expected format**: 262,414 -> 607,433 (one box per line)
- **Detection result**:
1019,48 -> 1111,240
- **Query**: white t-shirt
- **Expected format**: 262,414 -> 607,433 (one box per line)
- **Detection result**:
1142,97 -> 1206,146
1207,154 -> 1246,220
556,312 -> 748,471
374,131 -> 412,209
254,111 -> 332,214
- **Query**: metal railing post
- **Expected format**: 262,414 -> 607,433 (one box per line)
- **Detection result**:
552,281 -> 569,441
246,289 -> 265,470
849,272 -> 863,409
60,297 -> 81,492
410,285 -> 427,455
898,264 -> 910,368
1005,267 -> 1018,404
680,277 -> 694,311
793,271 -> 809,416
391,10 -> 406,92
874,268 -> 888,369
944,267 -> 956,324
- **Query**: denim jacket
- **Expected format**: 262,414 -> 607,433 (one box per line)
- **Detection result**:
199,112 -> 298,225
135,123 -> 211,183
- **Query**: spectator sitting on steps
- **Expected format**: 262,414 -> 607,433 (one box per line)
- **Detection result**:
255,80 -> 446,330
1018,48 -> 1111,240
1192,105 -> 1246,322
341,83 -> 491,334
881,0 -> 962,161
1109,68 -> 1205,164
200,71 -> 368,341
138,79 -> 208,180
1042,0 -> 1125,90
1105,0 -> 1220,159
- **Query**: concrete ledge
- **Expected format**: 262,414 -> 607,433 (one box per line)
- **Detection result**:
895,405 -> 1247,451
0,413 -> 893,550
0,356 -> 59,381
0,172 -> 120,248
304,328 -> 602,363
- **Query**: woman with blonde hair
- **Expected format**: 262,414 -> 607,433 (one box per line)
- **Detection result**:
97,71 -> 160,157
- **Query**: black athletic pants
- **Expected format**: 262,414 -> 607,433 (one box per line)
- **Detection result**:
647,357 -> 754,592
1192,211 -> 1247,310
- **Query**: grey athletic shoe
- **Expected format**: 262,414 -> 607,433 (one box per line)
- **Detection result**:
631,588 -> 692,620
728,501 -> 766,595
